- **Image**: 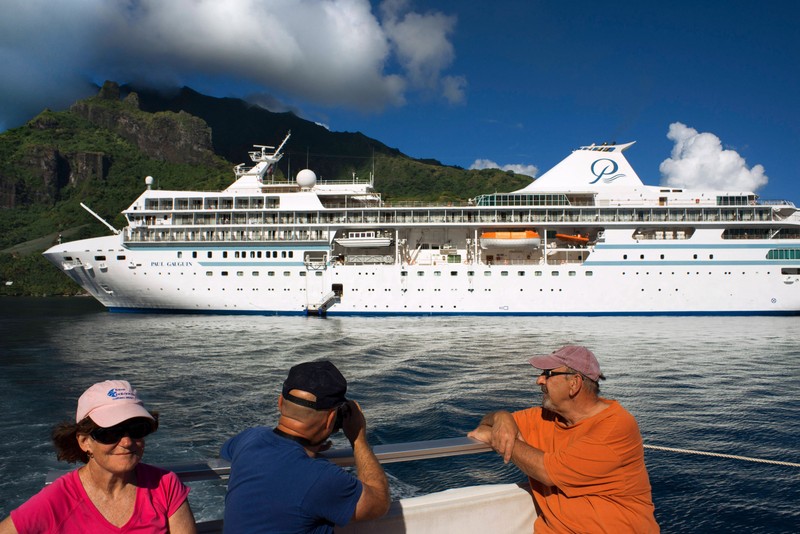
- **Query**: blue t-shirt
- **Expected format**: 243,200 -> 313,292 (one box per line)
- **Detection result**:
220,427 -> 363,534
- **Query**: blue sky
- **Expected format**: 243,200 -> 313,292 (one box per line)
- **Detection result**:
1,0 -> 798,201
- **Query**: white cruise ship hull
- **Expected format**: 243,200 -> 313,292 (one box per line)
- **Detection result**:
43,233 -> 800,316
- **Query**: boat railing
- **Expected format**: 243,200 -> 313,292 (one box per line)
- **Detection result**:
758,199 -> 796,207
42,435 -> 800,533
45,436 -> 493,485
124,206 -> 780,232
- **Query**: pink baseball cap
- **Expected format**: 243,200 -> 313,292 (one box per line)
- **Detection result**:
76,380 -> 154,427
529,345 -> 606,381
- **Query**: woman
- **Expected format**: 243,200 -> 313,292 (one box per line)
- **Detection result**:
0,380 -> 196,533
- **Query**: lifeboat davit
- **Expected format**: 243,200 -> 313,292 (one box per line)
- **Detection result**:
555,233 -> 590,245
480,230 -> 541,249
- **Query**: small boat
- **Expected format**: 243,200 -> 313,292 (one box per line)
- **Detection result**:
555,233 -> 590,245
334,230 -> 393,248
480,230 -> 541,249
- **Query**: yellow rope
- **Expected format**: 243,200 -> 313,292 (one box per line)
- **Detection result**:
644,444 -> 800,468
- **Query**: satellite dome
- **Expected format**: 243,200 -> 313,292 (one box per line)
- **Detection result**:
296,169 -> 317,188
145,176 -> 154,189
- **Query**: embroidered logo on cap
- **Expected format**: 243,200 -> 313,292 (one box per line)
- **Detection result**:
107,387 -> 136,400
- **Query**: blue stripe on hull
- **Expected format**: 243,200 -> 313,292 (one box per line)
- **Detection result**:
107,307 -> 800,317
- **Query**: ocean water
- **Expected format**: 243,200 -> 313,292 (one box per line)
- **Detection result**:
1,297 -> 799,532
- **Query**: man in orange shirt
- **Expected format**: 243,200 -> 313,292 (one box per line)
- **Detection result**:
468,345 -> 659,533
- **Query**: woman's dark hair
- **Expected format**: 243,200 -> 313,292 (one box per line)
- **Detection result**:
51,411 -> 159,464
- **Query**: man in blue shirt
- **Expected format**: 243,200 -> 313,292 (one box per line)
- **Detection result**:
220,360 -> 390,533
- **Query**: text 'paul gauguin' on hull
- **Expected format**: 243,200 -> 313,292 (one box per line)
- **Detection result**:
44,132 -> 800,315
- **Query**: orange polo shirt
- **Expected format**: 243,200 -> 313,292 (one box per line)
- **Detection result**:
513,400 -> 659,533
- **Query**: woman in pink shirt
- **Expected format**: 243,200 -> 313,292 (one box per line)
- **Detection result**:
0,380 -> 196,533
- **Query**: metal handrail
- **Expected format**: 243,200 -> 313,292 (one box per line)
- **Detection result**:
45,437 -> 492,485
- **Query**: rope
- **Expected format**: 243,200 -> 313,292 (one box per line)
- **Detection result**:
643,444 -> 800,468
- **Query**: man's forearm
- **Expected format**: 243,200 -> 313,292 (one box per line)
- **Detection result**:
509,438 -> 553,486
353,432 -> 390,518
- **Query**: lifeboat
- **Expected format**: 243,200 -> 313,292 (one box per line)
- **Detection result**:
555,233 -> 590,246
334,230 -> 393,248
480,230 -> 541,249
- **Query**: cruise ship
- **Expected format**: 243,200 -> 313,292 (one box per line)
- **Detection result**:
43,133 -> 800,315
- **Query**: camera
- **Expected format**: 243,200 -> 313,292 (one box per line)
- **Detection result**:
333,402 -> 351,432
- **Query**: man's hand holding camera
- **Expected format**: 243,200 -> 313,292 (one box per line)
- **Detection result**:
339,400 -> 367,447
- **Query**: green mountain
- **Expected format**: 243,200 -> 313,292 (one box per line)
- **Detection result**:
0,81 -> 532,296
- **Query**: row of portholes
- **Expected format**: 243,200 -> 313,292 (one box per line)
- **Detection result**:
401,270 -> 593,277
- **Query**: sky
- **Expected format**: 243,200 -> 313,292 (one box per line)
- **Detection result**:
1,0 -> 799,201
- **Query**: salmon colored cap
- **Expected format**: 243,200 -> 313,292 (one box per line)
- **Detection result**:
529,345 -> 606,381
76,380 -> 154,427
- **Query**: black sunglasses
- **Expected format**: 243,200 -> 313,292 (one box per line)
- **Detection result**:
90,419 -> 154,444
540,369 -> 577,379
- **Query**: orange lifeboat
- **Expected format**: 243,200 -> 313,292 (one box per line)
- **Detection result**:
555,233 -> 590,245
480,230 -> 541,249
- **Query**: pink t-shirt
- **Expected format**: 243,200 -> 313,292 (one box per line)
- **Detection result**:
11,463 -> 190,533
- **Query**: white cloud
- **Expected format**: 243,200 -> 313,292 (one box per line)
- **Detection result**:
470,159 -> 538,178
0,0 -> 465,129
441,75 -> 467,105
659,122 -> 768,192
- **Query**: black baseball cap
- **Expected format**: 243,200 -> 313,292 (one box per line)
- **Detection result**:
282,361 -> 348,410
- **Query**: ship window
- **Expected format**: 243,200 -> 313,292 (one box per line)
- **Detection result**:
223,251 -> 228,258
64,256 -> 73,261
467,271 -> 475,276
434,271 -> 441,276
251,251 -> 256,258
235,251 -> 240,258
221,271 -> 228,276
94,255 -> 106,261
252,271 -> 259,276
551,271 -> 559,276
640,254 -> 645,260
207,251 -> 213,258
501,271 -> 509,276
417,271 -> 424,276
484,271 -> 491,276
518,271 -> 525,276
535,271 -> 542,276
284,271 -> 290,276
192,252 -> 198,258
206,271 -> 212,276
117,255 -> 126,260
623,255 -> 628,260
237,271 -> 243,277
586,271 -> 593,276
401,271 -> 408,277
451,271 -> 458,277
273,251 -> 278,258
693,254 -> 698,259
768,249 -> 800,260
299,272 -> 306,277
315,272 -> 323,277
177,252 -> 182,259
257,251 -> 262,258
660,254 -> 664,259
709,254 -> 714,259
282,251 -> 286,258
288,251 -> 294,258
569,271 -> 576,276
268,271 -> 275,276
782,267 -> 800,274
